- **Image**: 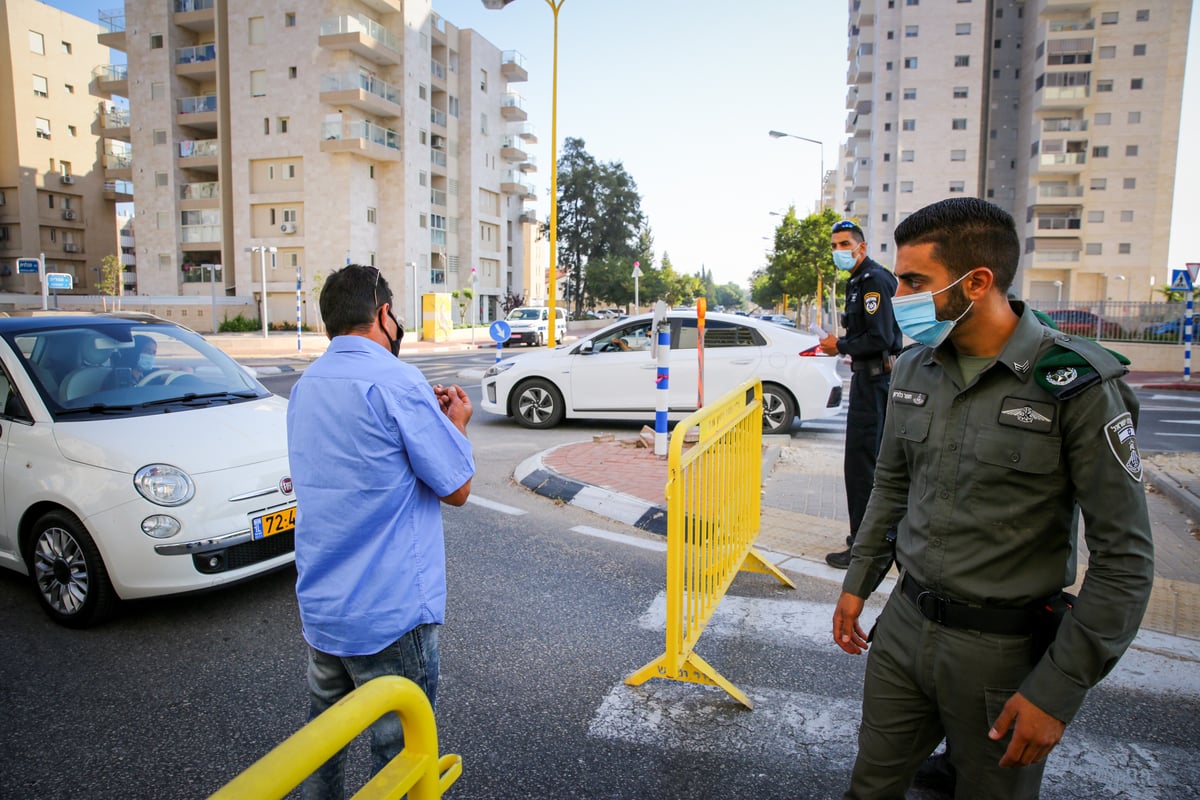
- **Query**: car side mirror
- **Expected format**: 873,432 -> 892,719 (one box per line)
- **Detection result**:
577,340 -> 594,355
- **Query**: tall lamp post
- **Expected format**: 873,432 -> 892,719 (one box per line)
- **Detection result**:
246,245 -> 277,338
483,0 -> 565,347
768,130 -> 829,326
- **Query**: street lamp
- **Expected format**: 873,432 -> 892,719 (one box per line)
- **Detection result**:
483,0 -> 565,347
246,245 -> 277,338
770,130 -> 830,327
1053,279 -> 1063,303
407,261 -> 419,340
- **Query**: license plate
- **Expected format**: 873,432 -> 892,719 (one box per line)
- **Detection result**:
252,506 -> 296,540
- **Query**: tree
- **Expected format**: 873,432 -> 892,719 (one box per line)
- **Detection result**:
757,207 -> 845,317
501,291 -> 525,315
451,287 -> 474,326
714,282 -> 747,310
97,254 -> 121,311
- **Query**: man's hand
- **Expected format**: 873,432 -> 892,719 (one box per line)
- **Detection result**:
818,332 -> 840,356
988,691 -> 1066,768
832,592 -> 869,655
434,384 -> 472,434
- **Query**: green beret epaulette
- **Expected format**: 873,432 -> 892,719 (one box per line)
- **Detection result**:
1035,337 -> 1130,399
1032,308 -> 1059,330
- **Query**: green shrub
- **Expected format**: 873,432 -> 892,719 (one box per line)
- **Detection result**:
218,313 -> 260,333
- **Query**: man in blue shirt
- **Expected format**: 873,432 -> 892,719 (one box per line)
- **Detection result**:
286,264 -> 475,800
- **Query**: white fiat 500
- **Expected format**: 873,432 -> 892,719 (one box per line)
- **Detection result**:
0,313 -> 295,627
481,311 -> 843,434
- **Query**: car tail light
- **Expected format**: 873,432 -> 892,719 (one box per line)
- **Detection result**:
799,345 -> 825,357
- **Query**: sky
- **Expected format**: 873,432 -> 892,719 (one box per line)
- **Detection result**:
41,0 -> 1200,290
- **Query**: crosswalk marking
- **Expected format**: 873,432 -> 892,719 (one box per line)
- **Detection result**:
466,494 -> 527,515
569,525 -> 667,552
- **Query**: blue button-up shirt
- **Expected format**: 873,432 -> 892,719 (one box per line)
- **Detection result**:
287,336 -> 475,656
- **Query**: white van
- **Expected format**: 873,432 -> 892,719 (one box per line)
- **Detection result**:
505,307 -> 569,347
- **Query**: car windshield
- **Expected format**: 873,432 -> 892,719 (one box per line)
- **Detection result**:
8,321 -> 269,419
508,308 -> 542,321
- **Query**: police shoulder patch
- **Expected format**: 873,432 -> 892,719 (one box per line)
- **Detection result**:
1104,411 -> 1143,482
864,292 -> 881,315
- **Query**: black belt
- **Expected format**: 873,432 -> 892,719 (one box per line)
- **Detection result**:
850,358 -> 883,373
900,573 -> 1038,635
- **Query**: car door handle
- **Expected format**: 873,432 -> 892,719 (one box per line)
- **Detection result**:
731,359 -> 753,365
640,364 -> 658,369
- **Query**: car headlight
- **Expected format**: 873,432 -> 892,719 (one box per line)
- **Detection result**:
134,464 -> 196,506
141,515 -> 181,539
483,362 -> 515,378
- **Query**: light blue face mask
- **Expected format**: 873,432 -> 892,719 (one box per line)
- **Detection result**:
832,249 -> 858,273
137,353 -> 156,372
892,270 -> 976,347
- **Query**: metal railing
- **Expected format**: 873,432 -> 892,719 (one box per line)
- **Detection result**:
93,64 -> 127,82
320,14 -> 400,52
102,108 -> 130,128
176,43 -> 217,64
502,50 -> 526,70
322,119 -> 400,150
180,181 -> 219,200
431,59 -> 446,79
179,95 -> 218,114
181,224 -> 220,243
1029,300 -> 1197,344
625,380 -> 794,709
98,9 -> 124,33
320,71 -> 400,105
175,0 -> 214,11
179,138 -> 219,158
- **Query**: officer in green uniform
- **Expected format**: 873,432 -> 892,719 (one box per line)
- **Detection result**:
831,198 -> 1154,799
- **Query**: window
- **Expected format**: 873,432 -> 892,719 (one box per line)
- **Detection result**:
1121,210 -> 1134,222
367,207 -> 377,224
1097,80 -> 1113,92
882,213 -> 889,222
251,70 -> 266,96
149,33 -> 163,49
156,211 -> 169,230
885,91 -> 893,101
993,69 -> 1001,79
884,122 -> 892,131
278,116 -> 289,133
1123,178 -> 1136,189
906,0 -> 918,5
1133,44 -> 1147,56
285,163 -> 296,179
900,181 -> 914,193
951,149 -> 966,161
887,31 -> 894,39
949,181 -> 965,193
153,128 -> 167,145
1092,146 -> 1109,158
886,61 -> 894,71
67,125 -> 76,137
35,117 -> 51,139
419,213 -> 427,228
1131,78 -> 1143,90
268,207 -> 276,225
151,81 -> 164,100
956,23 -> 971,35
1091,178 -> 1107,190
481,113 -> 488,134
905,25 -> 918,37
480,69 -> 488,92
955,55 -> 970,67
60,161 -> 71,177
369,165 -> 375,179
901,150 -> 914,161
1095,112 -> 1111,125
882,183 -> 890,192
1099,45 -> 1116,59
62,40 -> 72,54
903,87 -> 917,100
29,31 -> 44,54
289,66 -> 297,79
283,208 -> 297,223
1086,243 -> 1102,255
1118,243 -> 1131,254
419,170 -> 427,186
952,118 -> 968,130
268,165 -> 275,180
883,152 -> 891,161
249,16 -> 265,44
953,86 -> 969,98
1088,211 -> 1104,223
419,84 -> 427,100
1136,9 -> 1150,21
904,57 -> 918,69
448,96 -> 459,117
64,84 -> 74,94
1126,145 -> 1139,157
263,117 -> 269,134
1128,111 -> 1141,124
902,119 -> 916,131
285,12 -> 296,27
1101,11 -> 1119,25
155,171 -> 168,187
33,75 -> 48,97
159,254 -> 171,270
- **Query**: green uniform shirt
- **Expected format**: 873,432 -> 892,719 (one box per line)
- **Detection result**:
843,302 -> 1154,723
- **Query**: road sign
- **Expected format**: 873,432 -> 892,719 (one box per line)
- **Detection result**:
489,320 -> 511,343
632,261 -> 643,278
1171,269 -> 1193,292
1188,262 -> 1200,283
17,258 -> 39,274
46,273 -> 73,290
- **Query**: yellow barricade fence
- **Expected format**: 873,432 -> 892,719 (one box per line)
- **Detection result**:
625,380 -> 795,709
209,676 -> 462,800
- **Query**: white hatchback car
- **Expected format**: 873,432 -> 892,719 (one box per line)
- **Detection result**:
481,311 -> 842,434
0,313 -> 295,627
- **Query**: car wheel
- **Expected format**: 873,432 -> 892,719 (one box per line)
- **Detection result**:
512,378 -> 565,429
761,383 -> 797,435
26,510 -> 117,628
536,332 -> 545,347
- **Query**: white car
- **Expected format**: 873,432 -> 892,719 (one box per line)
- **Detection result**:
504,306 -> 569,347
0,313 -> 295,628
481,311 -> 842,434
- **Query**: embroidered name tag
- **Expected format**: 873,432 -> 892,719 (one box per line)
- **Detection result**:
997,396 -> 1055,433
892,389 -> 927,406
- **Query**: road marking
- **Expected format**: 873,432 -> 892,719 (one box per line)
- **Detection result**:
1159,419 -> 1200,425
1156,432 -> 1200,438
1149,394 -> 1200,402
466,495 -> 527,515
569,525 -> 667,552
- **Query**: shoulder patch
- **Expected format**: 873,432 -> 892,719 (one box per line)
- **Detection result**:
1104,411 -> 1143,482
864,292 -> 881,315
1035,339 -> 1128,399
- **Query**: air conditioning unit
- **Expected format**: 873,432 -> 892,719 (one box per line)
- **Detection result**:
64,243 -> 80,253
62,210 -> 77,220
431,134 -> 446,150
280,222 -> 297,234
60,174 -> 75,184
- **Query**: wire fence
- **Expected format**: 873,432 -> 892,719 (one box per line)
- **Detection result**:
1027,300 -> 1194,345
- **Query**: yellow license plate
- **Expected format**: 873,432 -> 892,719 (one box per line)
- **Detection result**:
252,506 -> 296,540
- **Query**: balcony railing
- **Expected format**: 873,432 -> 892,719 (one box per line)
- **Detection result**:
176,43 -> 217,64
181,224 -> 221,243
98,8 -> 124,33
1042,118 -> 1088,132
94,64 -> 127,82
431,59 -> 446,79
175,0 -> 214,10
431,189 -> 447,206
180,181 -> 219,200
104,180 -> 133,194
1038,184 -> 1085,198
1036,217 -> 1082,230
1041,85 -> 1090,101
321,119 -> 400,150
103,108 -> 130,128
431,108 -> 447,127
1049,19 -> 1094,32
431,149 -> 447,167
179,138 -> 219,158
179,95 -> 218,114
502,50 -> 527,71
502,93 -> 526,114
320,14 -> 400,52
1038,152 -> 1087,166
104,152 -> 133,170
321,71 -> 400,105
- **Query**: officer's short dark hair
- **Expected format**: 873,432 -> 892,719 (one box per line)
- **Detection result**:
832,219 -> 865,245
320,264 -> 392,337
893,197 -> 1019,291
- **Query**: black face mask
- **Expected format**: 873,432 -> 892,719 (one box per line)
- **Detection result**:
380,307 -> 403,357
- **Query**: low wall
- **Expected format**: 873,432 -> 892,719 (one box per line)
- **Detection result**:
0,293 -> 257,331
1115,341 -> 1188,373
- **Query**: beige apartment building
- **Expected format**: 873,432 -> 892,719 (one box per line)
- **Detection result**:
103,0 -> 538,329
842,0 -> 1190,303
0,0 -> 124,295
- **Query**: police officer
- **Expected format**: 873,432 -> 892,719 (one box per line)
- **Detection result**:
819,220 -> 903,569
832,198 -> 1154,798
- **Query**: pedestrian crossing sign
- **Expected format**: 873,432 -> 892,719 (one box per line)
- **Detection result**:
1171,269 -> 1193,292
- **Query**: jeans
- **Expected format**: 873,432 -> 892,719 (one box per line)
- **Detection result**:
301,623 -> 440,800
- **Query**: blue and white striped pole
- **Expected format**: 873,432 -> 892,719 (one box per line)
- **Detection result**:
296,265 -> 302,353
654,317 -> 670,457
1186,291 -> 1193,382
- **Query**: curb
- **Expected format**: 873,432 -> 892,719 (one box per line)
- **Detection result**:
1145,463 -> 1200,523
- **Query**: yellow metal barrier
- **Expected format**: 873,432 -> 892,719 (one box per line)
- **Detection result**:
625,380 -> 795,709
209,676 -> 462,800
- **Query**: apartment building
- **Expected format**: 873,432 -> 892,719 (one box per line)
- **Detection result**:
107,0 -> 537,328
842,0 -> 1190,303
0,0 -> 123,295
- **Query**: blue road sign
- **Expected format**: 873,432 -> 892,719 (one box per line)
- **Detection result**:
1171,269 -> 1193,293
46,273 -> 73,290
489,320 -> 511,342
17,258 -> 39,274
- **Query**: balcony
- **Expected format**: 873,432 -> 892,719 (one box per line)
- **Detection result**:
177,94 -> 218,132
174,0 -> 215,33
1031,248 -> 1081,264
519,155 -> 537,174
1048,18 -> 1095,32
180,181 -> 220,209
1042,1 -> 1094,17
846,85 -> 858,111
501,170 -> 528,195
1041,117 -> 1088,133
94,64 -> 128,97
181,224 -> 221,249
431,189 -> 447,207
431,59 -> 447,86
430,148 -> 447,173
1035,214 -> 1083,235
1035,152 -> 1087,173
320,71 -> 402,118
501,93 -> 528,121
320,119 -> 401,161
1035,84 -> 1089,110
512,122 -> 538,143
319,15 -> 402,66
175,43 -> 218,81
103,148 -> 132,180
103,180 -> 133,201
179,138 -> 220,173
97,9 -> 125,51
501,136 -> 527,162
501,50 -> 528,82
1029,183 -> 1085,207
100,107 -> 130,140
431,108 -> 447,128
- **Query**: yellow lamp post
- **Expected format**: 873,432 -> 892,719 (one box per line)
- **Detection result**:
483,0 -> 566,347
